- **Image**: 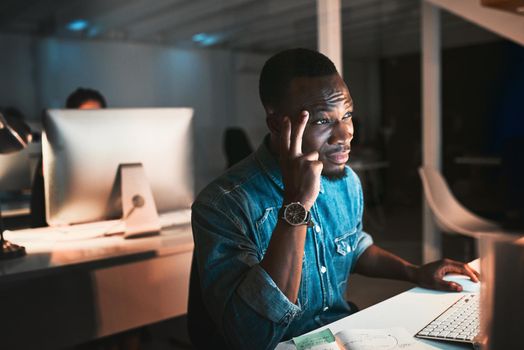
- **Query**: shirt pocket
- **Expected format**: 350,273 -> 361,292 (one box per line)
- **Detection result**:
255,206 -> 279,256
332,227 -> 358,286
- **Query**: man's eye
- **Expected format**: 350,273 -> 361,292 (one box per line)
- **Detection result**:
313,118 -> 330,125
343,112 -> 353,120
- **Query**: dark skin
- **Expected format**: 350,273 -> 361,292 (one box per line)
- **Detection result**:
260,74 -> 479,303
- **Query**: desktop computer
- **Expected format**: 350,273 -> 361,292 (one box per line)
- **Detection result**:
42,108 -> 194,237
479,233 -> 523,349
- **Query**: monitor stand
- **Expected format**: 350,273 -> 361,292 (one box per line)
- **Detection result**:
120,163 -> 161,239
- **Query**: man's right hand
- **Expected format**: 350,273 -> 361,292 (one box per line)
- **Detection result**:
279,111 -> 323,210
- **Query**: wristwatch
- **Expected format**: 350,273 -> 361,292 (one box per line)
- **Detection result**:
280,202 -> 312,227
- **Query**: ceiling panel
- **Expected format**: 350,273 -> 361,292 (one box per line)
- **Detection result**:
0,0 -> 500,58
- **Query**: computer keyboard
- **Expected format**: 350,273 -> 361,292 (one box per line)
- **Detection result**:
415,293 -> 480,344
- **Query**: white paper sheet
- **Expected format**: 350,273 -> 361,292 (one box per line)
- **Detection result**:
336,327 -> 438,350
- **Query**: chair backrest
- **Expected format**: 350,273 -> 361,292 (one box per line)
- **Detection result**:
418,166 -> 500,237
223,127 -> 253,169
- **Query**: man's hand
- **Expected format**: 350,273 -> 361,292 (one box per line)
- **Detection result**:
260,110 -> 322,302
354,245 -> 480,293
280,111 -> 323,210
414,259 -> 480,292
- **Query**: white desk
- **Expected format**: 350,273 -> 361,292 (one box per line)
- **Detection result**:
1,224 -> 193,350
277,261 -> 480,350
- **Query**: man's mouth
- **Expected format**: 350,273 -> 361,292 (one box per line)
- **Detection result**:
326,147 -> 350,165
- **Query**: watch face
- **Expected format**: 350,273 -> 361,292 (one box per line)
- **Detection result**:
284,203 -> 307,225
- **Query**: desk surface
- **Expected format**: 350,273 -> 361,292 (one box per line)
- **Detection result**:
1,223 -> 194,349
2,223 -> 193,280
277,260 -> 480,350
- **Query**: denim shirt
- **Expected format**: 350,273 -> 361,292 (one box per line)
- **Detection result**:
191,137 -> 373,350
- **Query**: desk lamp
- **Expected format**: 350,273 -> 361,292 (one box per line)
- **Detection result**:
0,111 -> 32,259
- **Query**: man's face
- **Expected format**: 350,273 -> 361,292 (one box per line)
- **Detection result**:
78,99 -> 102,109
277,74 -> 354,178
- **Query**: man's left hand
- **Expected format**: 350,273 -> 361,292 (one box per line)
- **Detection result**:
414,259 -> 480,292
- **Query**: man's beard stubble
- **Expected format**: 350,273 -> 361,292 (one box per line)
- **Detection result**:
322,166 -> 348,181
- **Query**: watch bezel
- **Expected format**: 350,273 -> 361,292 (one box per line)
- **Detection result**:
282,202 -> 310,226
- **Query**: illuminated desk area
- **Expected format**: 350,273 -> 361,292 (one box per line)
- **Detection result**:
277,260 -> 482,350
0,223 -> 193,350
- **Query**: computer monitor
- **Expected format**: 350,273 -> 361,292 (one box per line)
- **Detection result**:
0,148 -> 31,192
479,233 -> 524,349
42,108 -> 194,235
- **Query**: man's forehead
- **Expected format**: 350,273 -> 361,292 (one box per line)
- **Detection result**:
288,75 -> 350,97
285,75 -> 352,108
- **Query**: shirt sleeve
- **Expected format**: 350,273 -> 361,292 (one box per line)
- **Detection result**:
353,228 -> 373,261
191,201 -> 302,350
351,168 -> 374,267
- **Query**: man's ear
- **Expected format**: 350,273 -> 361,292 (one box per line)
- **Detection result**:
265,106 -> 281,134
266,116 -> 280,134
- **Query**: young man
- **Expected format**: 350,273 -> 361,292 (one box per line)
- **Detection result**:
189,48 -> 479,350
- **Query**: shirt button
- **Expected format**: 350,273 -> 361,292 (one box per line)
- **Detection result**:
323,306 -> 329,312
320,266 -> 327,274
314,225 -> 321,233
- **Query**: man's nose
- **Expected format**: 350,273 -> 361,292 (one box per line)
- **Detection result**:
328,121 -> 353,145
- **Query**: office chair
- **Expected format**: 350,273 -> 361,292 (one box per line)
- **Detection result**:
418,166 -> 501,238
223,127 -> 253,169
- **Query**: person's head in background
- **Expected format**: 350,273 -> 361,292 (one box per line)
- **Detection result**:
65,88 -> 107,109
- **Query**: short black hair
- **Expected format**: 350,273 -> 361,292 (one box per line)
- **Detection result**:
259,48 -> 338,109
65,87 -> 107,108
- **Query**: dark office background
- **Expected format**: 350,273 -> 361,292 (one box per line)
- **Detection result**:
1,1 -> 523,349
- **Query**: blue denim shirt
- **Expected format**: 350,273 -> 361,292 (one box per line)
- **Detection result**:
191,137 -> 373,350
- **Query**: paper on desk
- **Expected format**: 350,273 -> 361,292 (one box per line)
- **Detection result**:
293,329 -> 339,350
335,327 -> 436,350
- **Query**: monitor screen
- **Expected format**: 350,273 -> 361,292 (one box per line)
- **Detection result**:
43,108 -> 194,227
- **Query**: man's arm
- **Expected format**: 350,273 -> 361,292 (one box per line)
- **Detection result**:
354,244 -> 480,291
192,203 -> 301,350
260,110 -> 322,303
192,111 -> 322,350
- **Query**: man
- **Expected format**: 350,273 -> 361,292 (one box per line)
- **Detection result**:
65,87 -> 107,109
189,48 -> 479,350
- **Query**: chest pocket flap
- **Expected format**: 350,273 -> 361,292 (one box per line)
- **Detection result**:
334,227 -> 358,256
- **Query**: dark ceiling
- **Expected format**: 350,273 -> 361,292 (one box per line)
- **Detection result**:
0,0 -> 499,57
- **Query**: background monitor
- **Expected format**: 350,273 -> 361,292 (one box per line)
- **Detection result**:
0,148 -> 32,192
43,108 -> 194,227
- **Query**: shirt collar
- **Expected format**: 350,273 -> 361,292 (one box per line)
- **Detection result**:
255,135 -> 325,194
